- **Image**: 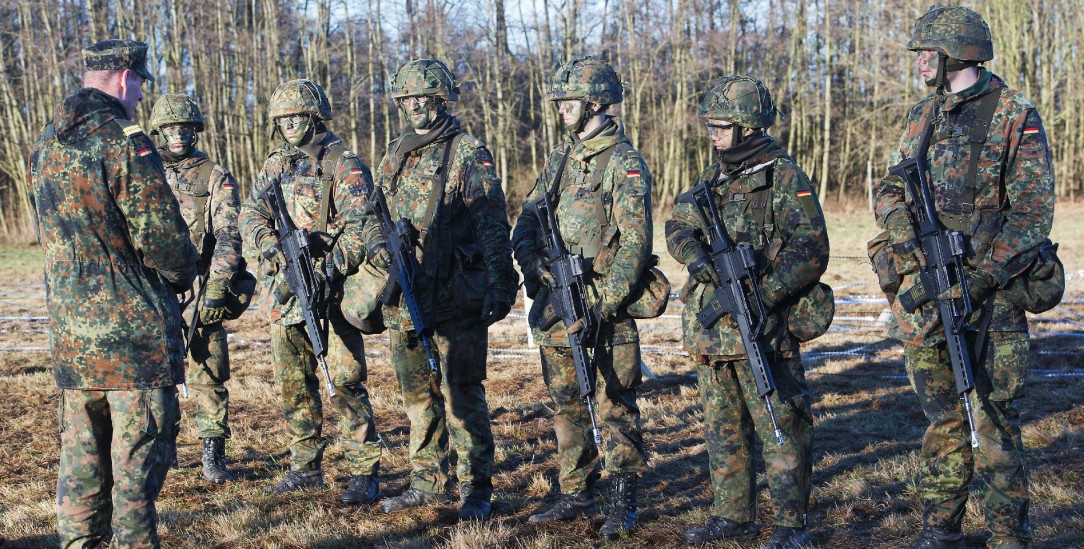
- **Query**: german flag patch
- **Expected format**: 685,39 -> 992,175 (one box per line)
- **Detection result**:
482,160 -> 493,167
138,147 -> 154,157
627,170 -> 641,177
796,189 -> 812,197
351,168 -> 364,174
1023,126 -> 1040,136
223,182 -> 234,190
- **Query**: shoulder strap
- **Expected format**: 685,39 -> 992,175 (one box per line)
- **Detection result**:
316,141 -> 348,232
192,161 -> 217,237
962,87 -> 1004,214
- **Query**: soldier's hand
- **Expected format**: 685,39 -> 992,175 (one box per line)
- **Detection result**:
523,258 -> 554,299
688,256 -> 719,285
262,242 -> 285,267
595,295 -> 620,322
886,211 -> 923,275
967,269 -> 997,304
308,231 -> 336,259
481,291 -> 513,327
200,282 -> 230,325
368,242 -> 390,270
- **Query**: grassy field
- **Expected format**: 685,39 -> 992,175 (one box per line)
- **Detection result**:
1,202 -> 1082,548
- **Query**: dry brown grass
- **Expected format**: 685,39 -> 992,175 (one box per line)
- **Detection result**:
1,203 -> 1083,548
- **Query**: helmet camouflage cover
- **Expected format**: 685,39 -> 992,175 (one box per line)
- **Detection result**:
699,75 -> 777,129
390,59 -> 460,101
547,56 -> 623,105
269,79 -> 333,121
907,6 -> 993,62
149,93 -> 204,133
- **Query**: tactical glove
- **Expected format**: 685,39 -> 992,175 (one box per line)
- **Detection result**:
936,269 -> 997,304
885,211 -> 924,275
262,242 -> 285,267
308,231 -> 336,258
367,242 -> 390,270
687,256 -> 720,285
523,258 -> 555,299
481,291 -> 513,327
595,293 -> 621,323
200,282 -> 230,325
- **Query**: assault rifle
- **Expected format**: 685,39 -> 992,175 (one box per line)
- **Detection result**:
889,113 -> 980,448
690,177 -> 784,445
528,192 -> 603,445
260,180 -> 337,397
365,184 -> 439,371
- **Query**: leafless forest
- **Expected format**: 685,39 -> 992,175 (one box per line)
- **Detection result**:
0,0 -> 1081,238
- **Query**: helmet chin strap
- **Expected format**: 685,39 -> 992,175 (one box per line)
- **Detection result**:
926,52 -> 948,91
421,104 -> 447,130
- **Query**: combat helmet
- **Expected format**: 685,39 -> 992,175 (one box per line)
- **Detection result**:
390,59 -> 460,101
907,6 -> 993,62
149,94 -> 204,134
269,79 -> 333,121
699,76 -> 777,129
547,56 -> 623,105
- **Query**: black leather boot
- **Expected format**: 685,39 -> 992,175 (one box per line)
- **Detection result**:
201,437 -> 232,484
527,491 -> 598,523
598,473 -> 638,540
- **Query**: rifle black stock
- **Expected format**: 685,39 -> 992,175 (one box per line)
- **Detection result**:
365,184 -> 439,372
889,148 -> 980,448
530,192 -> 603,446
260,180 -> 337,398
690,178 -> 784,445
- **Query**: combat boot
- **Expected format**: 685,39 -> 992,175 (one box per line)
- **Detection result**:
527,491 -> 599,523
910,527 -> 965,549
201,437 -> 232,484
381,487 -> 447,513
458,494 -> 493,521
766,525 -> 812,548
340,474 -> 380,505
682,517 -> 761,544
598,473 -> 638,540
263,469 -> 325,494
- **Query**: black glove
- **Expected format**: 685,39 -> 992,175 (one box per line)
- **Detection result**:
481,291 -> 513,327
368,242 -> 390,270
308,231 -> 336,258
522,258 -> 555,299
688,256 -> 719,285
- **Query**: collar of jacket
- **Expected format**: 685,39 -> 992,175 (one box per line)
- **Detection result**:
567,116 -> 630,162
722,134 -> 787,174
159,148 -> 208,167
54,87 -> 128,145
941,68 -> 1000,113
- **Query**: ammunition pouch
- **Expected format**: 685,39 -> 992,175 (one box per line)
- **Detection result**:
223,258 -> 257,320
1001,239 -> 1064,313
785,281 -> 834,342
623,255 -> 671,319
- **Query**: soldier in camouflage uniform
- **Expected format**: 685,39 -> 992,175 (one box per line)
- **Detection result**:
511,56 -> 652,540
29,39 -> 200,548
873,7 -> 1054,549
238,79 -> 383,505
366,59 -> 516,522
667,76 -> 828,549
150,93 -> 242,485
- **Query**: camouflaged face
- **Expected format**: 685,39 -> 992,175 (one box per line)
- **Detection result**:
699,75 -> 777,129
907,6 -> 994,61
269,79 -> 333,120
82,38 -> 155,82
875,71 -> 1054,346
391,58 -> 460,101
547,56 -> 624,104
151,93 -> 204,133
904,332 -> 1031,539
